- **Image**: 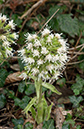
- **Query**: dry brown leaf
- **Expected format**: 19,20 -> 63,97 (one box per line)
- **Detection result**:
5,71 -> 25,85
10,64 -> 20,71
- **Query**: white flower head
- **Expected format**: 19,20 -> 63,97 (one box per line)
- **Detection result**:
19,27 -> 69,81
41,28 -> 51,37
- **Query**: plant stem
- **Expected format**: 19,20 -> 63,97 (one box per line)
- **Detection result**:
38,84 -> 42,103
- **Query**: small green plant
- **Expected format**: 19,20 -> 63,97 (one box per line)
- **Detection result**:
18,27 -> 69,124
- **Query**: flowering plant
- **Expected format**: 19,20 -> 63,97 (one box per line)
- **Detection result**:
0,13 -> 18,63
18,27 -> 69,124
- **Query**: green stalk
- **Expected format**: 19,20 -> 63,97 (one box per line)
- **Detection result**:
35,79 -> 43,124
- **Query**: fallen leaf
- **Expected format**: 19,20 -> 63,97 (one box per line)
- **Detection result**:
5,71 -> 26,85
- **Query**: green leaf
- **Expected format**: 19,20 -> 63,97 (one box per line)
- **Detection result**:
14,96 -> 30,109
25,122 -> 33,129
25,83 -> 35,95
23,97 -> 37,114
57,78 -> 66,87
0,69 -> 8,87
18,81 -> 26,93
62,124 -> 70,129
17,125 -> 23,129
79,62 -> 84,71
0,94 -> 6,109
12,118 -> 24,129
43,119 -> 55,129
63,119 -> 75,127
7,90 -> 15,99
76,125 -> 81,129
69,96 -> 83,107
14,98 -> 21,106
42,82 -> 61,95
71,75 -> 84,95
47,5 -> 67,32
57,14 -> 79,37
19,96 -> 30,109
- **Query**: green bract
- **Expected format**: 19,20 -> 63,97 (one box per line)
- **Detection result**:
0,13 -> 18,62
18,28 -> 69,82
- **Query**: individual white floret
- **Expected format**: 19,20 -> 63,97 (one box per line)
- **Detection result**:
32,34 -> 37,39
19,72 -> 27,80
53,71 -> 60,80
8,20 -> 16,30
41,28 -> 51,37
41,47 -> 48,55
3,40 -> 10,47
45,54 -> 52,62
31,68 -> 39,76
26,33 -> 37,42
46,64 -> 54,73
0,14 -> 7,21
18,49 -> 25,56
27,57 -> 35,64
12,33 -> 19,39
58,39 -> 66,46
55,33 -> 62,39
47,34 -> 54,43
52,55 -> 59,62
59,53 -> 67,63
57,46 -> 67,53
34,39 -> 41,47
33,50 -> 39,57
0,35 -> 6,41
26,43 -> 33,50
37,59 -> 44,65
6,48 -> 13,57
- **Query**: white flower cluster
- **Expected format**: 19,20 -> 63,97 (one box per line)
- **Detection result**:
0,13 -> 18,61
18,28 -> 69,81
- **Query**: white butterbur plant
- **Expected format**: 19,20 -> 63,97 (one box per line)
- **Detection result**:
18,27 -> 69,124
0,13 -> 18,63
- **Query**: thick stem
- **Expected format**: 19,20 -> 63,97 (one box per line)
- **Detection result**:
38,84 -> 42,103
35,79 -> 42,103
